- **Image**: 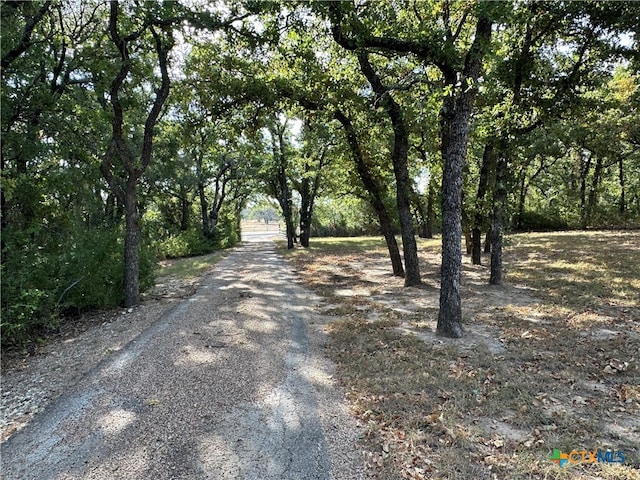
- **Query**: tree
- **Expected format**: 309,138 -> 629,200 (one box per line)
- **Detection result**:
356,51 -> 422,286
271,116 -> 298,249
294,118 -> 333,248
334,109 -> 405,277
476,1 -> 640,284
327,4 -> 423,287
321,0 -> 496,335
99,1 -> 173,307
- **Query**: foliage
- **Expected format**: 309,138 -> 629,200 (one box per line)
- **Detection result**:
311,196 -> 382,237
2,0 -> 639,345
1,225 -> 155,346
514,210 -> 569,232
155,228 -> 216,260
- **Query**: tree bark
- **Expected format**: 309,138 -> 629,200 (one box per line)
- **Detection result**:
619,156 -> 626,219
438,96 -> 467,338
123,178 -> 140,307
298,146 -> 326,248
334,109 -> 404,277
198,181 -> 210,237
579,149 -> 592,229
586,155 -> 603,226
437,16 -> 492,338
299,184 -> 312,248
357,52 -> 420,286
179,187 -> 190,231
516,174 -> 527,230
194,143 -> 212,239
490,154 -> 507,285
472,143 -> 494,264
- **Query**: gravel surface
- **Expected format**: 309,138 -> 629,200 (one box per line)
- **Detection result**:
1,242 -> 368,479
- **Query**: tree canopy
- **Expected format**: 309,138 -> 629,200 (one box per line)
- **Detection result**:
2,0 -> 638,343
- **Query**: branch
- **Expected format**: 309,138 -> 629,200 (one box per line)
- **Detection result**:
328,1 -> 453,77
452,8 -> 470,42
357,51 -> 406,136
1,0 -> 52,71
141,25 -> 172,170
100,140 -> 125,203
107,0 -> 133,170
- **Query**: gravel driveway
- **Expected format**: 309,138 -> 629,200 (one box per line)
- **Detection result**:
1,242 -> 368,479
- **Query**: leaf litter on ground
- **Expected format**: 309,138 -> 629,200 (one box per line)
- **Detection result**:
283,232 -> 640,480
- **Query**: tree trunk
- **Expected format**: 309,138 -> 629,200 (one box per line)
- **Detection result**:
180,192 -> 190,231
195,150 -> 212,239
471,225 -> 482,264
619,156 -> 626,221
283,200 -> 295,249
280,167 -> 295,250
298,172 -> 315,248
123,178 -> 140,307
298,149 -> 324,248
425,182 -> 435,239
516,174 -> 527,230
357,53 -> 420,286
437,98 -> 466,338
436,16 -> 492,338
461,193 -> 472,255
586,155 -> 603,226
472,143 -> 494,264
270,122 -> 295,249
334,109 -> 404,277
412,189 -> 429,238
484,228 -> 491,254
579,149 -> 592,229
299,179 -> 312,248
199,182 -> 210,237
490,154 -> 507,286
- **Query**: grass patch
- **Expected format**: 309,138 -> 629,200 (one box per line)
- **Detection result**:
286,232 -> 640,479
505,231 -> 640,310
156,251 -> 224,280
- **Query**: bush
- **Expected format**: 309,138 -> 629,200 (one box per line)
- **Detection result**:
156,228 -> 217,259
1,225 -> 156,346
311,196 -> 382,237
1,288 -> 56,345
213,209 -> 241,249
514,210 -> 569,232
58,227 -> 155,311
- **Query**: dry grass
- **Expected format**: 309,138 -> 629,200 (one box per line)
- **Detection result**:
282,232 -> 640,480
156,251 -> 224,280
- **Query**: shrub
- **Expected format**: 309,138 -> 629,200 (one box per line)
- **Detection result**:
311,197 -> 382,237
156,228 -> 217,259
57,227 -> 155,311
1,288 -> 56,345
1,225 -> 156,346
213,208 -> 241,249
514,210 -> 569,232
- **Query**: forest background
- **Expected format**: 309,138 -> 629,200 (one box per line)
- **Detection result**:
2,0 -> 639,345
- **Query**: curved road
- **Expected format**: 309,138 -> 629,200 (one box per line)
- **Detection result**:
1,242 -> 367,479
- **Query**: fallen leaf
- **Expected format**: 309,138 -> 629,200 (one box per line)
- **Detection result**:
493,438 -> 504,448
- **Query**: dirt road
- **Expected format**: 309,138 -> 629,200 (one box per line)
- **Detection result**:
1,242 -> 367,479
